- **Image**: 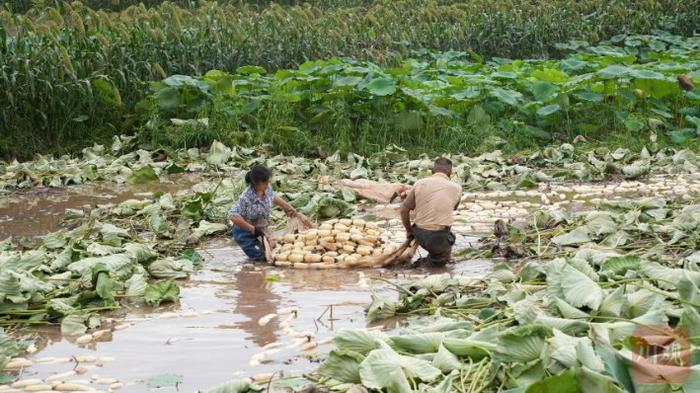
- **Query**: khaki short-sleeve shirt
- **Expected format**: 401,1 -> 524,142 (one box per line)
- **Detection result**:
403,172 -> 462,230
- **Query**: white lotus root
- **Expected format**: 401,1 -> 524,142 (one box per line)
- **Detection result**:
257,313 -> 277,326
270,220 -> 401,268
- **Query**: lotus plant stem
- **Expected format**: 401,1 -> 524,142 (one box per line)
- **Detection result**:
468,358 -> 491,393
0,309 -> 49,315
628,282 -> 700,308
477,317 -> 514,330
444,310 -> 483,324
370,276 -> 414,296
458,358 -> 473,393
0,320 -> 53,326
475,309 -> 505,326
533,216 -> 542,256
601,277 -> 677,288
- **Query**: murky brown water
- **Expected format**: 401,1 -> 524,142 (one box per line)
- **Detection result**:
0,174 -> 203,240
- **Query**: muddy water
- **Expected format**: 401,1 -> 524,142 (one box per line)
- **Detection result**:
0,174 -> 202,239
2,179 -> 491,392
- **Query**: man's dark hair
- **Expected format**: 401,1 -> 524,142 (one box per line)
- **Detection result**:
434,157 -> 452,168
244,164 -> 272,185
433,157 -> 453,175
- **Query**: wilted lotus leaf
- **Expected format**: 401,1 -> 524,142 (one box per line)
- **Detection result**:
359,347 -> 441,393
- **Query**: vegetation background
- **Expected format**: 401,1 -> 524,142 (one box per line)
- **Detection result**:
1,0 -> 699,159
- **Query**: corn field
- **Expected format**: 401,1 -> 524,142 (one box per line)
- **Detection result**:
3,0 -> 375,13
1,0 -> 699,158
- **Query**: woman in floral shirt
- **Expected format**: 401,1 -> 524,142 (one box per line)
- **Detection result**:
228,165 -> 297,261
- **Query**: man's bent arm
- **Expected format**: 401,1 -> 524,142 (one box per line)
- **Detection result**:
401,190 -> 416,234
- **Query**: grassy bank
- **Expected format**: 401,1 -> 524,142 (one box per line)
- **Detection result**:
1,0 -> 699,159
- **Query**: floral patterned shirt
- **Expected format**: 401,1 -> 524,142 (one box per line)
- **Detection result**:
228,185 -> 276,224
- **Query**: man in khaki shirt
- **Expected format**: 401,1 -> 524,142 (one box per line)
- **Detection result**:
400,157 -> 462,266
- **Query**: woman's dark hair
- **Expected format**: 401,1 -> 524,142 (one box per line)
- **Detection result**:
245,165 -> 272,185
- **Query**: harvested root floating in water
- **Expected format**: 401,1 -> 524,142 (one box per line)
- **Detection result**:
248,352 -> 267,366
23,385 -> 53,392
257,313 -> 277,326
253,373 -> 274,383
10,379 -> 42,388
301,341 -> 318,351
278,306 -> 298,315
35,356 -> 71,364
262,342 -> 282,351
3,358 -> 32,370
93,378 -> 119,385
75,334 -> 94,344
91,329 -> 111,339
46,371 -> 76,382
74,355 -> 97,363
53,384 -> 92,391
74,365 -> 92,374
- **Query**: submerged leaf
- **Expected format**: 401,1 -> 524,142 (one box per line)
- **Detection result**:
143,280 -> 180,306
61,314 -> 88,336
127,166 -> 159,185
146,373 -> 184,389
147,257 -> 193,279
203,378 -> 253,393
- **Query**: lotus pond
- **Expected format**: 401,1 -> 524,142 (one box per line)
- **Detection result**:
3,141 -> 700,392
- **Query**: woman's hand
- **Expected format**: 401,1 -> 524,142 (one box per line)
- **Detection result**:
230,215 -> 257,234
274,195 -> 297,217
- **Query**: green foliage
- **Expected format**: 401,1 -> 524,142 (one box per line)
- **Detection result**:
135,32 -> 700,156
0,329 -> 20,370
1,1 -> 699,158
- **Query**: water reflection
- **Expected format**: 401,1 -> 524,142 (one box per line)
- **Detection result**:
232,269 -> 280,347
278,269 -> 362,291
